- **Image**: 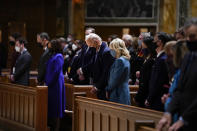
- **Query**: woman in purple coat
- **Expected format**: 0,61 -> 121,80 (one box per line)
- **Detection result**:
45,39 -> 66,131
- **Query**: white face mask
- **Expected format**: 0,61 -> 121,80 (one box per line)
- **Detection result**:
72,44 -> 78,51
67,37 -> 72,42
15,46 -> 20,52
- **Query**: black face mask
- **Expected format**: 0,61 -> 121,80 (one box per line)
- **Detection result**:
186,40 -> 197,52
153,42 -> 158,50
142,48 -> 149,57
9,41 -> 15,46
37,42 -> 43,48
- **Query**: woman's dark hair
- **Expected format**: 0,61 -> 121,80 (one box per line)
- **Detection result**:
50,39 -> 63,54
156,32 -> 170,46
16,37 -> 28,47
143,36 -> 156,57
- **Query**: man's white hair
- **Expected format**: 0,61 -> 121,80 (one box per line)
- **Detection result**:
122,34 -> 133,42
85,33 -> 102,43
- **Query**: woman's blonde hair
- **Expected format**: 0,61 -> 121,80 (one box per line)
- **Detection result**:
109,38 -> 131,60
164,41 -> 177,55
172,40 -> 188,68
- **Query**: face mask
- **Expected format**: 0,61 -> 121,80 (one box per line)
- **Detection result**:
37,42 -> 43,48
186,40 -> 197,51
67,37 -> 72,42
110,49 -> 116,58
142,48 -> 149,56
153,42 -> 158,50
138,40 -> 142,46
15,46 -> 20,52
9,41 -> 15,46
72,44 -> 78,51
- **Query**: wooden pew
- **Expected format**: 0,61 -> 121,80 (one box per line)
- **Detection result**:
73,96 -> 164,131
137,126 -> 156,131
29,78 -> 37,87
1,69 -> 38,77
135,120 -> 156,131
0,82 -> 48,131
65,83 -> 139,111
0,75 -> 10,83
65,83 -> 97,112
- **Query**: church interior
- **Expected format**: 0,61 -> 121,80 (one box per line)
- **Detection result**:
1,0 -> 197,131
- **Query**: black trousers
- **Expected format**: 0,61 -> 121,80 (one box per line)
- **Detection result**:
48,118 -> 60,131
97,90 -> 107,100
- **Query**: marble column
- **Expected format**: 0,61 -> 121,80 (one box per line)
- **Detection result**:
190,0 -> 197,17
72,0 -> 85,40
159,0 -> 177,34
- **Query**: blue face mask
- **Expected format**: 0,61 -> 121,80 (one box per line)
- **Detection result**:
110,49 -> 116,58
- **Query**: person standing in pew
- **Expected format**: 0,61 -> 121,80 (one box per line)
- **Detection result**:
76,27 -> 97,85
45,39 -> 65,131
9,32 -> 22,75
10,37 -> 32,86
37,32 -> 51,85
157,18 -> 197,131
68,40 -> 88,84
78,33 -> 115,100
161,41 -> 188,124
106,38 -> 131,105
145,32 -> 170,111
134,36 -> 156,107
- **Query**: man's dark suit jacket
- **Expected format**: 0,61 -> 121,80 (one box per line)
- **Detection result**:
147,52 -> 169,111
37,48 -> 51,85
167,52 -> 197,130
83,42 -> 115,100
14,50 -> 32,86
81,45 -> 96,80
69,44 -> 96,84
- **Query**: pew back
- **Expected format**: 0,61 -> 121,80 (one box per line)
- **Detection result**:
0,82 -> 48,131
73,96 -> 163,131
65,83 -> 97,111
65,83 -> 139,111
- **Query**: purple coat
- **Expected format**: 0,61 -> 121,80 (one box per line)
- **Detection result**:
45,53 -> 66,118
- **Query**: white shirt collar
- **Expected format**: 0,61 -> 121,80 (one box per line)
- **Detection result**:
157,50 -> 164,58
21,48 -> 27,54
44,47 -> 47,51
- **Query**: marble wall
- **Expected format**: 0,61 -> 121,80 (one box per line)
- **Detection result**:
159,0 -> 176,34
191,0 -> 197,17
72,0 -> 85,40
70,0 -> 197,38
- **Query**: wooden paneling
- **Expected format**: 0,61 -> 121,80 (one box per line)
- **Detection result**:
0,82 -> 48,131
74,97 -> 164,131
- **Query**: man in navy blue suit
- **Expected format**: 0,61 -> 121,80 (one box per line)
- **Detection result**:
70,27 -> 96,84
77,33 -> 115,100
145,32 -> 170,111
